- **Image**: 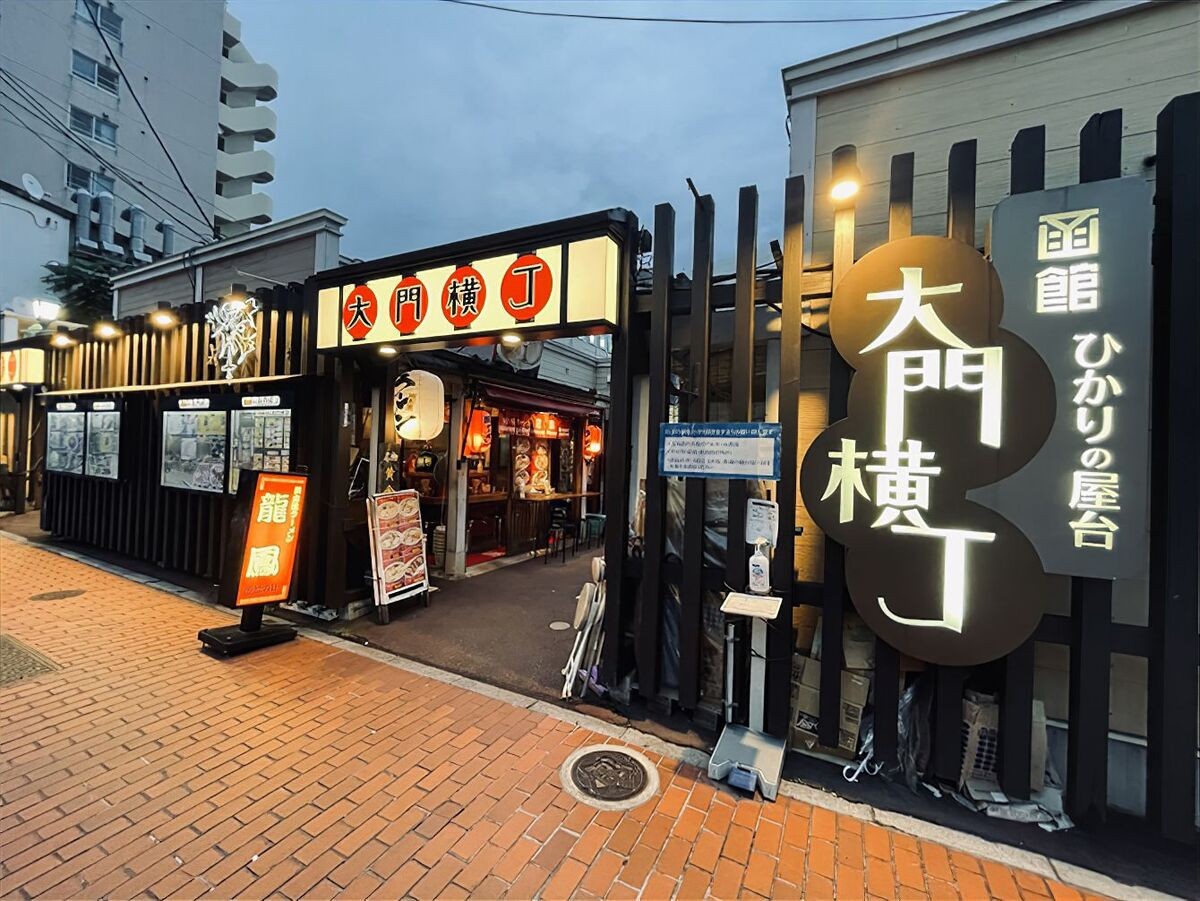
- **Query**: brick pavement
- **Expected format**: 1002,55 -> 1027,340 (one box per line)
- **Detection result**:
0,538 -> 1106,900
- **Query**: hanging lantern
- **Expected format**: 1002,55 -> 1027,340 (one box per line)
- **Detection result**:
466,409 -> 492,456
583,424 -> 603,461
394,370 -> 445,441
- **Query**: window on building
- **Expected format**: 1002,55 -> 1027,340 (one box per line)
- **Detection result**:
66,162 -> 115,196
69,105 -> 117,146
71,51 -> 119,95
75,0 -> 123,41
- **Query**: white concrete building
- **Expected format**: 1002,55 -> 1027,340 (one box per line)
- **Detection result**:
0,0 -> 277,321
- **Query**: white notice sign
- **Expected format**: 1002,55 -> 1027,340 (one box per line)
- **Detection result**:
658,423 -> 781,481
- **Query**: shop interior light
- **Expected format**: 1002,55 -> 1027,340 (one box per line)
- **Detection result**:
378,345 -> 398,356
94,321 -> 121,340
499,332 -> 523,347
150,303 -> 178,329
830,144 -> 861,206
50,331 -> 75,348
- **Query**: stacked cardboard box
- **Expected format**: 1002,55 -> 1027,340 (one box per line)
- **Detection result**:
789,654 -> 871,759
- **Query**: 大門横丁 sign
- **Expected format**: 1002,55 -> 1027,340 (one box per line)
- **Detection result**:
235,472 -> 307,606
799,235 -> 1067,666
971,178 -> 1152,580
316,232 -> 622,351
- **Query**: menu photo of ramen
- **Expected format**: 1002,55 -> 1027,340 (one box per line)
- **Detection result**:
368,489 -> 428,602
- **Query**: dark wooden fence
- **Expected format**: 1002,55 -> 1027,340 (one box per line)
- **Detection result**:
617,93 -> 1198,843
37,285 -> 332,596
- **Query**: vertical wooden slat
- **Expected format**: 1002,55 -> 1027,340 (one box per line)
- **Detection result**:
679,194 -> 714,711
931,138 -> 979,780
260,290 -> 275,378
1146,91 -> 1200,845
602,214 -> 641,685
998,124 -> 1046,800
946,140 -> 977,246
766,175 -> 805,738
1066,109 -> 1121,825
888,153 -> 914,240
635,203 -> 675,700
725,186 -> 758,725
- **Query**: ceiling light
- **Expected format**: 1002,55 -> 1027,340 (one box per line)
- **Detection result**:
500,332 -> 523,347
378,346 -> 398,356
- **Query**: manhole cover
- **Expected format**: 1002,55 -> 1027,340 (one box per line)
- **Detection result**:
0,634 -> 60,685
561,745 -> 660,810
548,621 -> 571,631
29,589 -> 86,601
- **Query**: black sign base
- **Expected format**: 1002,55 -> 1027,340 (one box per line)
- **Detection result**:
198,606 -> 295,657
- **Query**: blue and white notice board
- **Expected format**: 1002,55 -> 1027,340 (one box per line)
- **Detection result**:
658,422 -> 781,481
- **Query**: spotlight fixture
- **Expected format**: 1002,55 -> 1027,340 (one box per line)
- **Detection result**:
830,144 -> 861,206
499,332 -> 523,347
150,302 -> 178,329
94,321 -> 120,339
50,330 -> 75,348
378,345 -> 398,357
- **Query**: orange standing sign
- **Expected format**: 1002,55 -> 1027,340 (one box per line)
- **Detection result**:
236,472 -> 307,606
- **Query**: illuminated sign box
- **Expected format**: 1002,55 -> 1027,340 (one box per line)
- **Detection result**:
0,348 -> 45,386
314,215 -> 627,352
975,178 -> 1152,581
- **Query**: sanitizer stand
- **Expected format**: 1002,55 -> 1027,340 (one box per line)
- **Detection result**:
708,592 -> 787,800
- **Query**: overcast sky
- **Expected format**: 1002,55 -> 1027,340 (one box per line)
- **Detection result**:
229,0 -> 991,270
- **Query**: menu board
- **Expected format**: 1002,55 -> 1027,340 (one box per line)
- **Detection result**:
161,411 -> 228,493
229,408 -> 292,493
46,411 -> 85,475
85,410 -> 121,479
367,489 -> 429,603
512,435 -> 552,495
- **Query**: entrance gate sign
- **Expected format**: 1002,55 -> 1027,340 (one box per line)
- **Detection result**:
799,236 -> 1066,666
973,178 -> 1152,580
235,472 -> 307,606
317,235 -> 621,350
659,422 -> 781,481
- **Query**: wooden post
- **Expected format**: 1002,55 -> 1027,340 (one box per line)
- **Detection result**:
1146,92 -> 1199,845
679,194 -> 714,711
636,203 -> 675,699
997,125 -> 1046,800
766,175 -> 805,738
602,214 -> 641,685
1065,110 -> 1121,825
932,139 -> 978,783
726,186 -> 757,725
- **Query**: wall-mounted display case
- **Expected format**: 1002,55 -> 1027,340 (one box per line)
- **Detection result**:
229,396 -> 293,493
85,402 -> 121,480
161,406 -> 228,493
46,407 -> 85,475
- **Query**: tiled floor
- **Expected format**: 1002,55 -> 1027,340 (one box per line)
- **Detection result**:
0,538 -> 1105,900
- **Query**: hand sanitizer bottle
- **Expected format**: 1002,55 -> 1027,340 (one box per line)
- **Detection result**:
748,538 -> 770,595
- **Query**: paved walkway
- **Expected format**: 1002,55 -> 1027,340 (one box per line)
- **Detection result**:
0,538 -> 1105,900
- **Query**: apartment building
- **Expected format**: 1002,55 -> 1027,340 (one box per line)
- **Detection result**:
0,0 -> 276,327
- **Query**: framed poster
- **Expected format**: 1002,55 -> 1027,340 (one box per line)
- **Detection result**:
85,403 -> 121,480
366,489 -> 429,604
161,407 -> 228,493
46,408 -> 85,475
229,397 -> 293,493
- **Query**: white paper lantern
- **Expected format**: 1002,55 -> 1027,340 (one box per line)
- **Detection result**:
394,369 -> 444,441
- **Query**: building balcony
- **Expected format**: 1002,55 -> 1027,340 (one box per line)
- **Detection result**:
220,59 -> 278,102
214,191 -> 273,227
217,149 -> 275,184
218,104 -> 276,141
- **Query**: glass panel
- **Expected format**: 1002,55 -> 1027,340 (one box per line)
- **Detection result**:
71,51 -> 94,81
46,412 -> 85,474
69,107 -> 92,135
66,163 -> 90,190
161,410 -> 228,493
92,172 -> 114,195
85,410 -> 120,479
94,118 -> 116,145
96,65 -> 119,94
99,6 -> 122,39
228,407 -> 293,493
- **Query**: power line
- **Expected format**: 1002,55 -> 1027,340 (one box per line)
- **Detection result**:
0,62 -> 215,200
0,75 -> 214,240
0,88 -> 211,243
439,0 -> 974,25
81,0 -> 217,238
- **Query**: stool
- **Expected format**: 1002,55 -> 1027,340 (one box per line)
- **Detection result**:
544,501 -> 573,564
582,513 -> 606,549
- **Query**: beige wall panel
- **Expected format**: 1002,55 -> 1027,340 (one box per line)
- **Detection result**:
803,3 -> 1199,264
202,236 -> 317,295
116,272 -> 194,317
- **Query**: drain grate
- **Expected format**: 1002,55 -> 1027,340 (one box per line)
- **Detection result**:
561,745 -> 660,811
0,634 -> 61,685
29,589 -> 86,601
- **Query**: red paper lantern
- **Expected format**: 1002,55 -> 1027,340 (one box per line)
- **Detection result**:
466,410 -> 492,455
583,424 -> 602,461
